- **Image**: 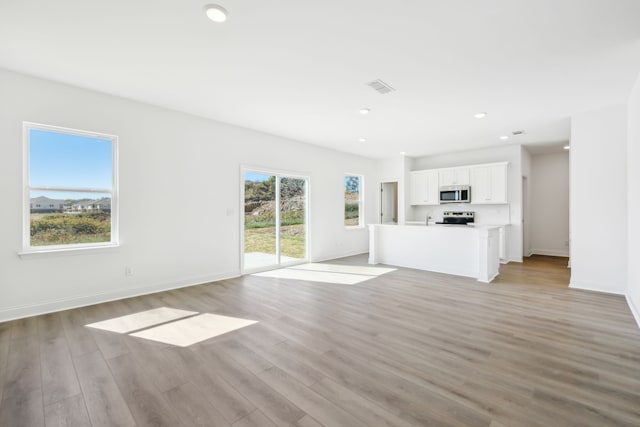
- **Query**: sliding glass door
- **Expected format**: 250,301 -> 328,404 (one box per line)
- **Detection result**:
242,169 -> 308,272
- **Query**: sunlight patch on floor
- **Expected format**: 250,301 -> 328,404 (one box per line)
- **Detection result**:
289,263 -> 396,276
130,313 -> 258,347
85,307 -> 197,333
85,307 -> 258,347
252,263 -> 397,285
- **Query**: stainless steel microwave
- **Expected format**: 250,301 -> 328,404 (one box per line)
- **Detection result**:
439,185 -> 471,204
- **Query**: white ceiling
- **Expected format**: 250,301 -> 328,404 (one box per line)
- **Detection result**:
1,0 -> 639,159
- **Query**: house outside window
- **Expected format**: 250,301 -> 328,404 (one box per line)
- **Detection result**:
344,174 -> 364,227
23,122 -> 118,252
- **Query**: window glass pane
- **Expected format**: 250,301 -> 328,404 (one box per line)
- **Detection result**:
30,190 -> 111,246
345,175 -> 360,226
29,129 -> 113,189
243,173 -> 277,269
280,177 -> 306,261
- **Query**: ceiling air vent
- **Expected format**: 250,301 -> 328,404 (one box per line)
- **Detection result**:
367,79 -> 396,94
512,130 -> 526,136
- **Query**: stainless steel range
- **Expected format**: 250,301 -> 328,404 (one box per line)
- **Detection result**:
435,211 -> 475,225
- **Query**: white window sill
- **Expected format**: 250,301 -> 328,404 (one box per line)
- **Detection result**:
18,243 -> 120,259
345,225 -> 366,230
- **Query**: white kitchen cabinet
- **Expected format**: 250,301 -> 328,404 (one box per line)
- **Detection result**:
471,163 -> 508,204
409,170 -> 439,205
439,167 -> 470,186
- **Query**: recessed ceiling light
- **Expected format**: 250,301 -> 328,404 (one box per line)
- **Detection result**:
359,108 -> 371,115
400,151 -> 406,155
359,138 -> 367,143
474,112 -> 488,119
204,4 -> 228,22
499,135 -> 510,140
563,145 -> 570,150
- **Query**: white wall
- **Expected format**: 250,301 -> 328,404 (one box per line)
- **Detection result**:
409,144 -> 523,262
521,148 -> 532,257
529,151 -> 570,257
375,155 -> 409,225
0,69 -> 377,321
628,74 -> 640,323
570,104 -> 627,294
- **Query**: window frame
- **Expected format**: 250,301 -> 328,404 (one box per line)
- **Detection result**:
22,122 -> 119,254
344,173 -> 365,229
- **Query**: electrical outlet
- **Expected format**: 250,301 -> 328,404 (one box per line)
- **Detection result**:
125,266 -> 134,277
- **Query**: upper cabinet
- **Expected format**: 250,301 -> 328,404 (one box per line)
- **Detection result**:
470,163 -> 508,204
439,167 -> 470,186
409,170 -> 440,205
409,162 -> 508,206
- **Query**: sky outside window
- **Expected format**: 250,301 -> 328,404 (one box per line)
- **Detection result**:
244,172 -> 271,182
29,129 -> 113,194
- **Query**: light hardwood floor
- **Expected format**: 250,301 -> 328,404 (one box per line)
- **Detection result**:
1,255 -> 639,426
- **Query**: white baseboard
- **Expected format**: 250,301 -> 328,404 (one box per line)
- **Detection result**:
569,280 -> 625,295
0,271 -> 240,323
530,248 -> 570,257
626,294 -> 640,328
478,272 -> 500,284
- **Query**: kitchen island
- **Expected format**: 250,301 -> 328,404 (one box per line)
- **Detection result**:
368,224 -> 500,282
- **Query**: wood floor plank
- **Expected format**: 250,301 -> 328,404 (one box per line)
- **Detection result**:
0,387 -> 44,427
162,346 -> 255,424
232,409 -> 279,427
310,376 -> 414,427
246,335 -> 325,387
59,309 -> 98,358
0,321 -> 11,403
73,350 -> 135,427
257,365 -> 369,427
293,415 -> 324,427
44,394 -> 91,427
164,381 -> 231,427
106,352 -> 180,427
2,335 -> 42,400
1,254 -> 639,426
197,344 -> 306,427
125,336 -> 189,392
216,339 -> 273,375
10,316 -> 39,340
40,337 -> 82,406
37,312 -> 65,342
82,301 -> 133,360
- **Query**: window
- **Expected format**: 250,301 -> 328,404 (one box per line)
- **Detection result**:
344,174 -> 363,227
23,123 -> 118,252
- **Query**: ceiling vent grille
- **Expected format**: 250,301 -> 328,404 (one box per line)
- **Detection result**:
367,79 -> 396,94
512,130 -> 526,136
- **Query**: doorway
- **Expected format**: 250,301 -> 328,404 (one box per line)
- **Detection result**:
522,176 -> 529,257
241,169 -> 309,272
380,182 -> 398,224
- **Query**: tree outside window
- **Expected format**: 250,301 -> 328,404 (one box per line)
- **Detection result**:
344,175 -> 363,227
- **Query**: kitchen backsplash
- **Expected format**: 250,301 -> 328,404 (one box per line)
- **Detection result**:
411,204 -> 511,225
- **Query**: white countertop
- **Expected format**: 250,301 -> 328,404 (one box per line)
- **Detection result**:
395,222 -> 503,230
